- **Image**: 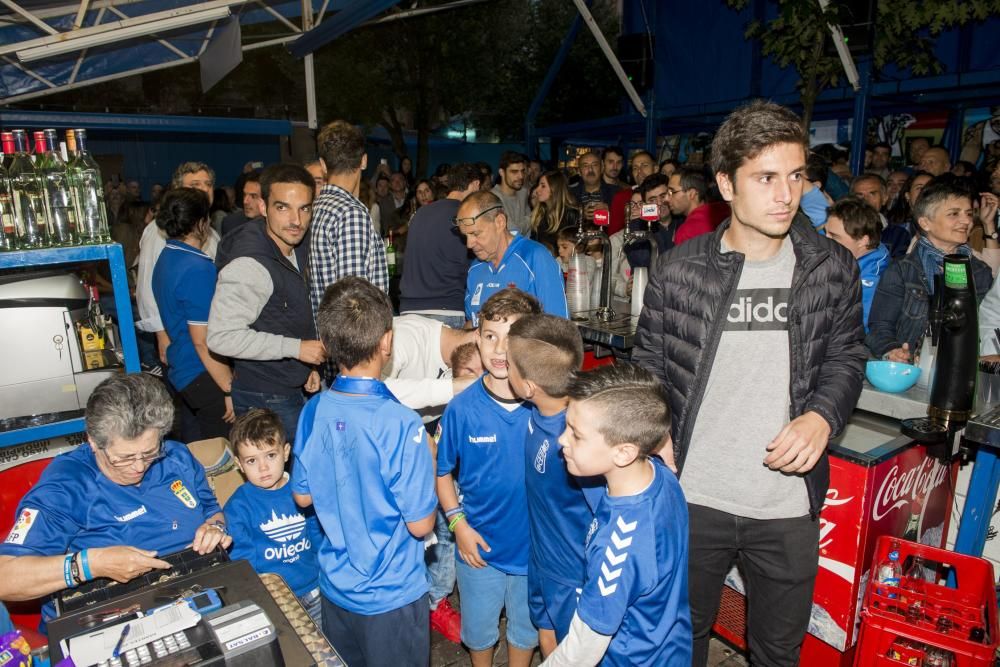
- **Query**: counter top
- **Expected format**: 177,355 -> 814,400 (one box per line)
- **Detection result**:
855,382 -> 929,420
573,302 -> 637,350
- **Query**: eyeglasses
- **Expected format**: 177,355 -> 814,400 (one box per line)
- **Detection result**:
453,205 -> 503,228
101,445 -> 164,468
666,187 -> 687,197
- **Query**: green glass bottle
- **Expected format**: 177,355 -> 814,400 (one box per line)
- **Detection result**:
66,128 -> 110,244
38,129 -> 77,246
0,133 -> 19,250
8,129 -> 48,248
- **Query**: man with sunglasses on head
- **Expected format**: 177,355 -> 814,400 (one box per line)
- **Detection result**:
0,374 -> 230,628
458,191 -> 567,327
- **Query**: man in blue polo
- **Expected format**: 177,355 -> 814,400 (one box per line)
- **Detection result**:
459,190 -> 567,326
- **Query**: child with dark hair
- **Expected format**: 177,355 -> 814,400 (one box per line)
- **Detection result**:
541,363 -> 691,666
224,409 -> 322,624
436,287 -> 542,667
506,314 -> 594,656
292,276 -> 437,667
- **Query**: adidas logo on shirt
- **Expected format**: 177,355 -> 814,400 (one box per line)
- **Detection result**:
725,288 -> 790,332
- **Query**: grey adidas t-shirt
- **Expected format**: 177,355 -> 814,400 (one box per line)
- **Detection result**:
680,236 -> 810,520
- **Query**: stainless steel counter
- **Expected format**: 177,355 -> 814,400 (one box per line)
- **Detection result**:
855,382 -> 930,420
572,300 -> 637,351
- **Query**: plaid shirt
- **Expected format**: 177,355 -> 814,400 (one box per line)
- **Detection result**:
308,183 -> 389,317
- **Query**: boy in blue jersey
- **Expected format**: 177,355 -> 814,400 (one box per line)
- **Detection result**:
292,276 -> 438,667
506,314 -> 598,657
436,288 -> 542,667
542,364 -> 691,667
224,409 -> 323,625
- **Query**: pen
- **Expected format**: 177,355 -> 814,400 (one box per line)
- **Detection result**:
112,623 -> 131,659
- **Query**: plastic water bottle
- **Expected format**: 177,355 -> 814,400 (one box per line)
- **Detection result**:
566,253 -> 594,320
876,543 -> 902,599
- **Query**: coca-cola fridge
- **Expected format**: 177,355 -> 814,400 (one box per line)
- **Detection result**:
712,420 -> 958,666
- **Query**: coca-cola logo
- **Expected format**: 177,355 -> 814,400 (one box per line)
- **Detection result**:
819,488 -> 855,550
872,457 -> 948,522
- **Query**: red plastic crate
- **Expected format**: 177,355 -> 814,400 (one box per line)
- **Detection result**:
854,537 -> 998,667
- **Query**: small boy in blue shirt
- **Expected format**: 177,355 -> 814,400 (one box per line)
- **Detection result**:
224,408 -> 323,625
436,287 -> 542,667
292,276 -> 438,667
506,314 -> 598,657
542,363 -> 691,667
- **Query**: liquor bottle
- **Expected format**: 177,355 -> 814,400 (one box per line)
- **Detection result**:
0,134 -> 18,250
37,129 -> 77,246
385,230 -> 397,277
66,128 -> 110,244
8,129 -> 48,248
0,131 -> 13,170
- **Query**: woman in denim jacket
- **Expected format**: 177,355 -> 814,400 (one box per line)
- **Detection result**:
866,179 -> 994,361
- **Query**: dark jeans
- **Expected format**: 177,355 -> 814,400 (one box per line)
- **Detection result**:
230,387 -> 305,444
178,371 -> 230,441
688,503 -> 819,667
321,593 -> 429,667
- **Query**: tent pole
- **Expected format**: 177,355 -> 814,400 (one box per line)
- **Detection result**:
848,56 -> 872,177
302,0 -> 317,130
570,0 -> 646,117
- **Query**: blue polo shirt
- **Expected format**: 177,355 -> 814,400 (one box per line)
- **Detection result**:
152,240 -> 216,391
465,234 -> 568,326
0,441 -> 221,622
436,378 -> 530,574
525,407 -> 600,587
224,478 -> 321,598
292,389 -> 437,615
577,458 -> 691,666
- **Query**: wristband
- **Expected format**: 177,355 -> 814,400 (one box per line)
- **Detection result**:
444,506 -> 464,519
70,553 -> 82,585
80,549 -> 93,581
447,513 -> 466,532
63,554 -> 76,588
209,521 -> 228,536
222,391 -> 231,397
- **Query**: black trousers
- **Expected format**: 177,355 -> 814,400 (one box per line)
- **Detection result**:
321,593 -> 430,667
178,371 -> 229,441
688,503 -> 819,667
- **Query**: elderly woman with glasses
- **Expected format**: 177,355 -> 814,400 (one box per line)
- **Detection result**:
0,374 -> 231,620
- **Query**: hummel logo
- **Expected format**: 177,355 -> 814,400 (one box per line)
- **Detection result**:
598,514 -> 638,597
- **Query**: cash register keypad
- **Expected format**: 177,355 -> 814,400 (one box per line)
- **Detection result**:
95,632 -> 192,667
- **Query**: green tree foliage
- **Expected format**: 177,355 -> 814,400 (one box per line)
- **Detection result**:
725,0 -> 1000,128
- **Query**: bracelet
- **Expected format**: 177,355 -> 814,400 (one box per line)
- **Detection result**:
447,513 -> 467,532
222,391 -> 231,397
443,506 -> 464,519
80,549 -> 93,581
208,521 -> 228,536
63,554 -> 76,588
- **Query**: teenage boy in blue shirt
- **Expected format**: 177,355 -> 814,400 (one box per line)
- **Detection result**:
292,276 -> 438,667
224,408 -> 323,625
436,288 -> 542,667
542,364 -> 691,667
506,314 -> 599,657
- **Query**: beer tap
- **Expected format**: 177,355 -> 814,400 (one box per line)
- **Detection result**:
576,214 -> 615,322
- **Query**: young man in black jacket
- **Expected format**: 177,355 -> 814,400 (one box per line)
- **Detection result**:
633,100 -> 866,667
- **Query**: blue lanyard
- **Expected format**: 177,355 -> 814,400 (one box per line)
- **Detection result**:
331,376 -> 399,403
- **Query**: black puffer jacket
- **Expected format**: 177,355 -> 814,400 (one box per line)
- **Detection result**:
633,215 -> 867,516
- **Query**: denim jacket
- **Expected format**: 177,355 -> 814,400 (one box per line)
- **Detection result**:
866,250 -> 993,357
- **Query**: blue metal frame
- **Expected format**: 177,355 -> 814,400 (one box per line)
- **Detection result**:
849,58 -> 872,177
0,110 -> 292,137
0,243 -> 139,449
953,447 -> 1000,557
289,0 -> 401,58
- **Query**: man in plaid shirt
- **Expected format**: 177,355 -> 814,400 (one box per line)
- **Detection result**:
309,120 -> 389,320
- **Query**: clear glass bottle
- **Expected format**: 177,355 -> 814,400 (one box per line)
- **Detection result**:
37,129 -> 77,246
0,134 -> 18,251
66,128 -> 110,244
8,129 -> 48,248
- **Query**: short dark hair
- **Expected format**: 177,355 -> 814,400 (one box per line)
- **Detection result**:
499,151 -> 528,172
676,166 -> 707,201
509,314 -> 584,398
566,363 -> 671,457
912,179 -> 973,230
172,161 -> 215,189
448,163 -> 481,193
260,163 -> 316,202
710,100 -> 808,181
806,152 -> 830,185
873,141 -> 892,152
230,408 -> 285,453
630,150 -> 655,165
478,287 -> 541,330
317,277 -> 392,370
829,197 -> 881,248
602,146 -> 624,161
851,173 -> 887,194
155,187 -> 210,238
639,173 -> 669,199
317,120 -> 365,175
659,158 -> 681,172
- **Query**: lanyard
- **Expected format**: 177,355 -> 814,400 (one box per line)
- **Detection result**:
331,376 -> 399,404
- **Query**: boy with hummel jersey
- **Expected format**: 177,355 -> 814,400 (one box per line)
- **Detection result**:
436,288 -> 542,667
507,314 -> 598,657
292,277 -> 437,667
541,364 -> 691,667
224,409 -> 322,625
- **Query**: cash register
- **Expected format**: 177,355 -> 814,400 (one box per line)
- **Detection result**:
47,548 -> 317,667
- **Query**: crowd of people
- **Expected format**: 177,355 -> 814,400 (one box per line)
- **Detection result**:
3,99 -> 1000,667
